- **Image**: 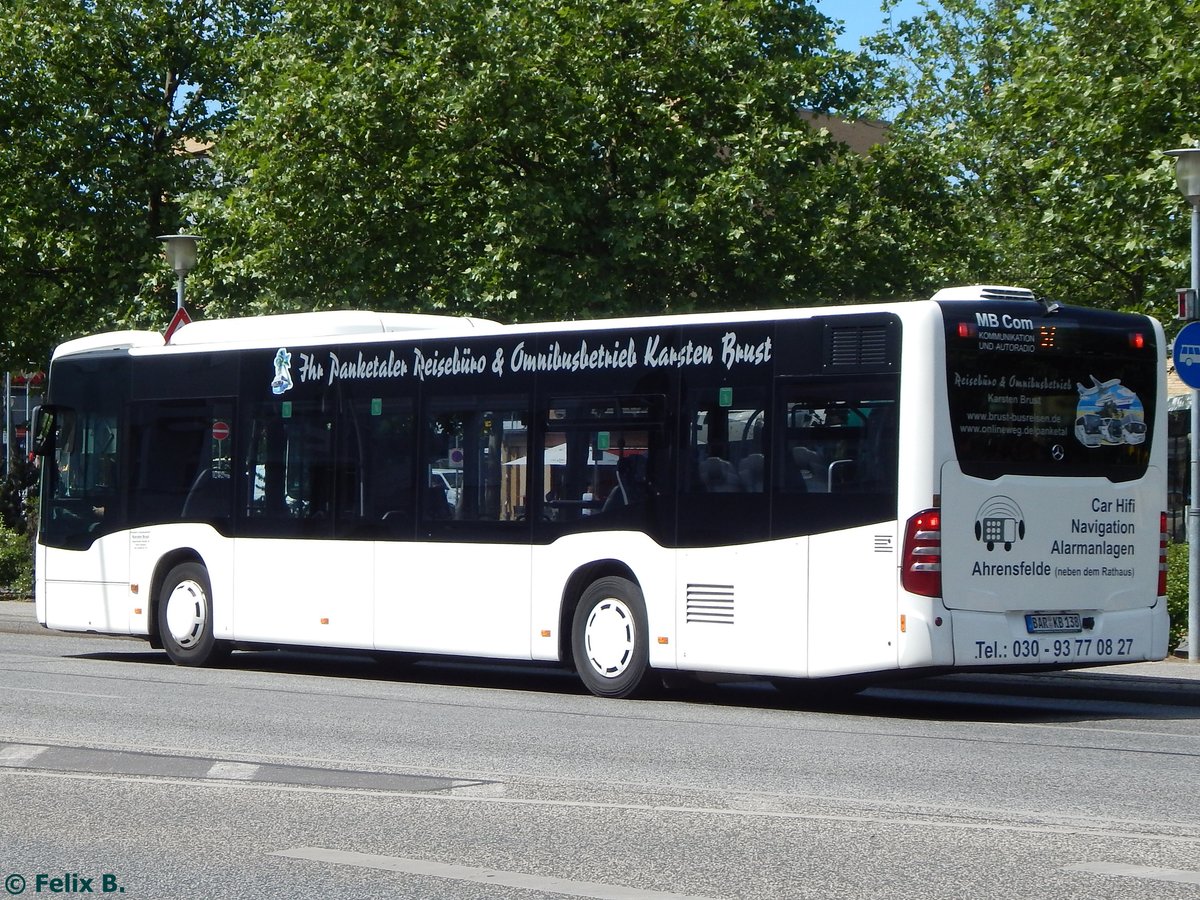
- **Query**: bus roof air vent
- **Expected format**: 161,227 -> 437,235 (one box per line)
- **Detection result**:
930,285 -> 1037,303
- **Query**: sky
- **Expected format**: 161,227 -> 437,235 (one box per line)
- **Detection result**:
822,0 -> 927,51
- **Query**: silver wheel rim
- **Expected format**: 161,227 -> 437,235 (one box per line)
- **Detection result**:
583,597 -> 636,679
165,579 -> 206,648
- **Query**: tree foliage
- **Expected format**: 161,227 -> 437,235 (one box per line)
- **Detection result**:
0,0 -> 268,368
192,0 -> 924,322
865,0 -> 1200,317
23,0 -> 1196,354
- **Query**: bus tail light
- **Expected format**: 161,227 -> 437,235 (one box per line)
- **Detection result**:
902,509 -> 942,598
1160,512 -> 1169,597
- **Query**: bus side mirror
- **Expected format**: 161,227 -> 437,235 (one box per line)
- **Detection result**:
30,405 -> 56,457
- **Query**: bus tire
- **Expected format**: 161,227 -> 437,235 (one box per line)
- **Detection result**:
571,577 -> 652,699
157,563 -> 229,667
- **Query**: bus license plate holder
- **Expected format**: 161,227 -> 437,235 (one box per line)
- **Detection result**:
1025,613 -> 1083,634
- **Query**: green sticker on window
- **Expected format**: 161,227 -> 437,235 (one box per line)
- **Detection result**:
281,401 -> 292,419
371,398 -> 382,416
718,387 -> 733,408
596,431 -> 610,451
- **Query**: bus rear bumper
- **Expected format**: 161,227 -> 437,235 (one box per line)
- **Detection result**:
949,603 -> 1168,667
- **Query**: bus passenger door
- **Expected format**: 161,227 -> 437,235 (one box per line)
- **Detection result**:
675,395 -> 794,675
38,406 -> 133,634
777,387 -> 900,677
234,398 -> 375,648
374,394 -> 532,658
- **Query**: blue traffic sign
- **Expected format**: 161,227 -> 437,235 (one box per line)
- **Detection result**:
1174,321 -> 1200,389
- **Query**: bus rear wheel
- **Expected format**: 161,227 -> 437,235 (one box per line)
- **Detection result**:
571,577 -> 652,699
157,563 -> 229,667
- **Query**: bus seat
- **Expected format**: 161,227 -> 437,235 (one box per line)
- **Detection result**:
423,484 -> 452,520
860,404 -> 898,490
604,453 -> 652,510
738,453 -> 764,492
787,445 -> 821,492
698,456 -> 740,493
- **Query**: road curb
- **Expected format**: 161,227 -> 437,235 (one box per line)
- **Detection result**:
0,601 -> 44,637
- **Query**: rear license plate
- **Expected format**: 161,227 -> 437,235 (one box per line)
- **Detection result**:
1025,613 -> 1082,634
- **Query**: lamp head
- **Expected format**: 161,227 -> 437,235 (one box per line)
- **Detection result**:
157,234 -> 200,277
1167,148 -> 1200,204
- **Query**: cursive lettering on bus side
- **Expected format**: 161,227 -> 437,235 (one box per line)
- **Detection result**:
325,350 -> 408,385
642,335 -> 715,369
411,345 -> 489,382
721,332 -> 772,370
509,338 -> 639,374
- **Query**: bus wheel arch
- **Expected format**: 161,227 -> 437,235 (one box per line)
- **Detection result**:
566,566 -> 653,699
152,552 -> 229,667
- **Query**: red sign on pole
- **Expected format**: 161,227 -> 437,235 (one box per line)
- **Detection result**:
212,421 -> 231,442
164,306 -> 192,342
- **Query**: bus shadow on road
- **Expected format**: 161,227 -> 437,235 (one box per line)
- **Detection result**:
73,645 -> 593,697
70,646 -> 1200,723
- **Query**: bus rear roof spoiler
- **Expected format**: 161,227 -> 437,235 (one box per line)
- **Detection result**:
930,285 -> 1037,303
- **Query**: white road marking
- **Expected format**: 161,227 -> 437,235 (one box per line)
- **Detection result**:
205,761 -> 261,780
272,847 -> 724,900
1065,862 -> 1200,886
0,744 -> 48,765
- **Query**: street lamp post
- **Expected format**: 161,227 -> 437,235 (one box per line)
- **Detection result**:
157,234 -> 200,311
1167,147 -> 1200,662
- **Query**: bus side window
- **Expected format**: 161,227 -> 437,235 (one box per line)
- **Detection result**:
356,397 -> 415,533
542,395 -> 665,532
780,393 -> 897,495
782,403 -> 860,493
244,401 -> 341,534
422,395 -> 528,524
685,398 -> 766,495
675,390 -> 769,547
129,400 -> 233,526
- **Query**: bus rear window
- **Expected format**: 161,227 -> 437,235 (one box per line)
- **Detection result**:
942,304 -> 1156,481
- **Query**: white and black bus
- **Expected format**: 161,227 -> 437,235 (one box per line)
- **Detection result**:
33,286 -> 1169,697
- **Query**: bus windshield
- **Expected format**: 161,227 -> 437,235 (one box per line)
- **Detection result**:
942,304 -> 1157,481
38,356 -> 129,549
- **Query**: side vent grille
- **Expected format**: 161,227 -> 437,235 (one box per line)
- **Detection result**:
826,325 -> 892,368
686,584 -> 735,625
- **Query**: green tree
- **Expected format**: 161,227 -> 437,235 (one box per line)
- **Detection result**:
193,0 -> 925,322
0,0 -> 269,369
864,0 -> 1200,317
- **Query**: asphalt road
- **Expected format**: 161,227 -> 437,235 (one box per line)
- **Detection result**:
2,621 -> 1199,900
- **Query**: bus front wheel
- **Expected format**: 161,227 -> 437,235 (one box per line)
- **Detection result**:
571,577 -> 652,699
157,563 -> 229,667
